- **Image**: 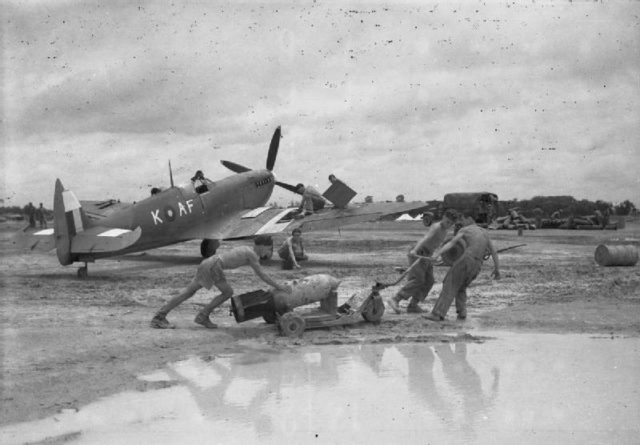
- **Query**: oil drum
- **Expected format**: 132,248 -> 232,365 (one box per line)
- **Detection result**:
594,244 -> 639,267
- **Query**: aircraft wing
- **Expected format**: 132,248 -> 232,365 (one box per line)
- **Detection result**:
222,201 -> 431,239
70,226 -> 142,253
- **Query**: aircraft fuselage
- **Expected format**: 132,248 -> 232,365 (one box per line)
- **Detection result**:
79,169 -> 275,259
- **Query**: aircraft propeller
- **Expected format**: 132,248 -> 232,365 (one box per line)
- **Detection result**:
220,160 -> 251,173
220,126 -> 302,194
266,126 -> 280,171
275,181 -> 302,195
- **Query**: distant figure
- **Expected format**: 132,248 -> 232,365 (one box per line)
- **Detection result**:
35,203 -> 47,228
328,173 -> 341,185
150,237 -> 290,329
364,195 -> 374,203
191,170 -> 208,194
424,214 -> 500,322
477,196 -> 496,224
296,184 -> 325,216
192,170 -> 205,181
602,207 -> 611,228
278,228 -> 308,270
387,209 -> 457,314
396,194 -> 405,203
23,202 -> 36,228
532,207 -> 544,229
150,187 -> 162,195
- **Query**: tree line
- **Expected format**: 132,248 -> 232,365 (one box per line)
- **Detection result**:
497,196 -> 636,217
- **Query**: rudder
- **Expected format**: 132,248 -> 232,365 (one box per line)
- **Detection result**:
54,179 -> 87,265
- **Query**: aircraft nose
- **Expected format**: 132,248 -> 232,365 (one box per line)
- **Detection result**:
245,171 -> 276,207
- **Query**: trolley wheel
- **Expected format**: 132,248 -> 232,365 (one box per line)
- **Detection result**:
422,213 -> 433,227
362,297 -> 385,323
263,311 -> 277,324
77,266 -> 88,279
278,312 -> 306,337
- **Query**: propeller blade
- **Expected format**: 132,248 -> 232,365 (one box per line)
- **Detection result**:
266,126 -> 281,171
221,160 -> 251,173
276,181 -> 302,195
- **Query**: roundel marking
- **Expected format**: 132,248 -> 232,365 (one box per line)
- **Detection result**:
164,205 -> 177,222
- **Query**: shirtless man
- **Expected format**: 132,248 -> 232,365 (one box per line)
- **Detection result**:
424,215 -> 500,321
277,228 -> 308,270
387,210 -> 457,314
151,237 -> 290,329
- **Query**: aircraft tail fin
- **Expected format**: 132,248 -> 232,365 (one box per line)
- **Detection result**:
53,179 -> 90,265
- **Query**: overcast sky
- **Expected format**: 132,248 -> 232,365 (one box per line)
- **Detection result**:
3,1 -> 639,209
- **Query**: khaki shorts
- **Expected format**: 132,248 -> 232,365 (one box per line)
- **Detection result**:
195,257 -> 226,290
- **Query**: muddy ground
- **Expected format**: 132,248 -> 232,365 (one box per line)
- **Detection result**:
1,220 -> 639,426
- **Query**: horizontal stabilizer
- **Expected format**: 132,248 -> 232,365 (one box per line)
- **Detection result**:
70,226 -> 142,254
12,226 -> 56,252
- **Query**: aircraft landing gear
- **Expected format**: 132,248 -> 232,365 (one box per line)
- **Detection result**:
77,264 -> 88,279
200,239 -> 220,258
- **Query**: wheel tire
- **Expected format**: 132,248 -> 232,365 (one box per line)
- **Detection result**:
278,312 -> 306,337
422,213 -> 433,227
200,239 -> 220,258
362,297 -> 385,323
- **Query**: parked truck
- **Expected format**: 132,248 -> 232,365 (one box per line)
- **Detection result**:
422,192 -> 499,227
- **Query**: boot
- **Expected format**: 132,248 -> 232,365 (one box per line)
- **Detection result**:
150,314 -> 175,329
194,312 -> 218,329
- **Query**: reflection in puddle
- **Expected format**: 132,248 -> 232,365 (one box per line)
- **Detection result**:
2,333 -> 639,444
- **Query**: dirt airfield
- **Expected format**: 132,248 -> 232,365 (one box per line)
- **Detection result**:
1,219 -> 639,426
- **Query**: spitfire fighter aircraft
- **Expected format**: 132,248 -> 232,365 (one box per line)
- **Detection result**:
16,126 -> 431,278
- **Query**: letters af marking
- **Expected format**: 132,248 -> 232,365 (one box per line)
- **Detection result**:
151,199 -> 194,225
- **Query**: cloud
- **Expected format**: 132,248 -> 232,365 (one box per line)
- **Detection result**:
2,1 -> 639,208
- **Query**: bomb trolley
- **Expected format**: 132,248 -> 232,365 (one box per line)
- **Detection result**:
231,274 -> 385,337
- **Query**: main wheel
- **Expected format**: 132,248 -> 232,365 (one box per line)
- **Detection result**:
422,212 -> 433,227
278,312 -> 306,337
362,297 -> 385,323
200,239 -> 220,258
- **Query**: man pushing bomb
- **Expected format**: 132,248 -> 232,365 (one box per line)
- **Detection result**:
151,236 -> 290,329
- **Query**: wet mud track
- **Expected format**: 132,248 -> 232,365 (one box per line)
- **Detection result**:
1,220 -> 639,426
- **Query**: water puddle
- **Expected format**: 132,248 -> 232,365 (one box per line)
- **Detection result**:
2,332 -> 639,444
